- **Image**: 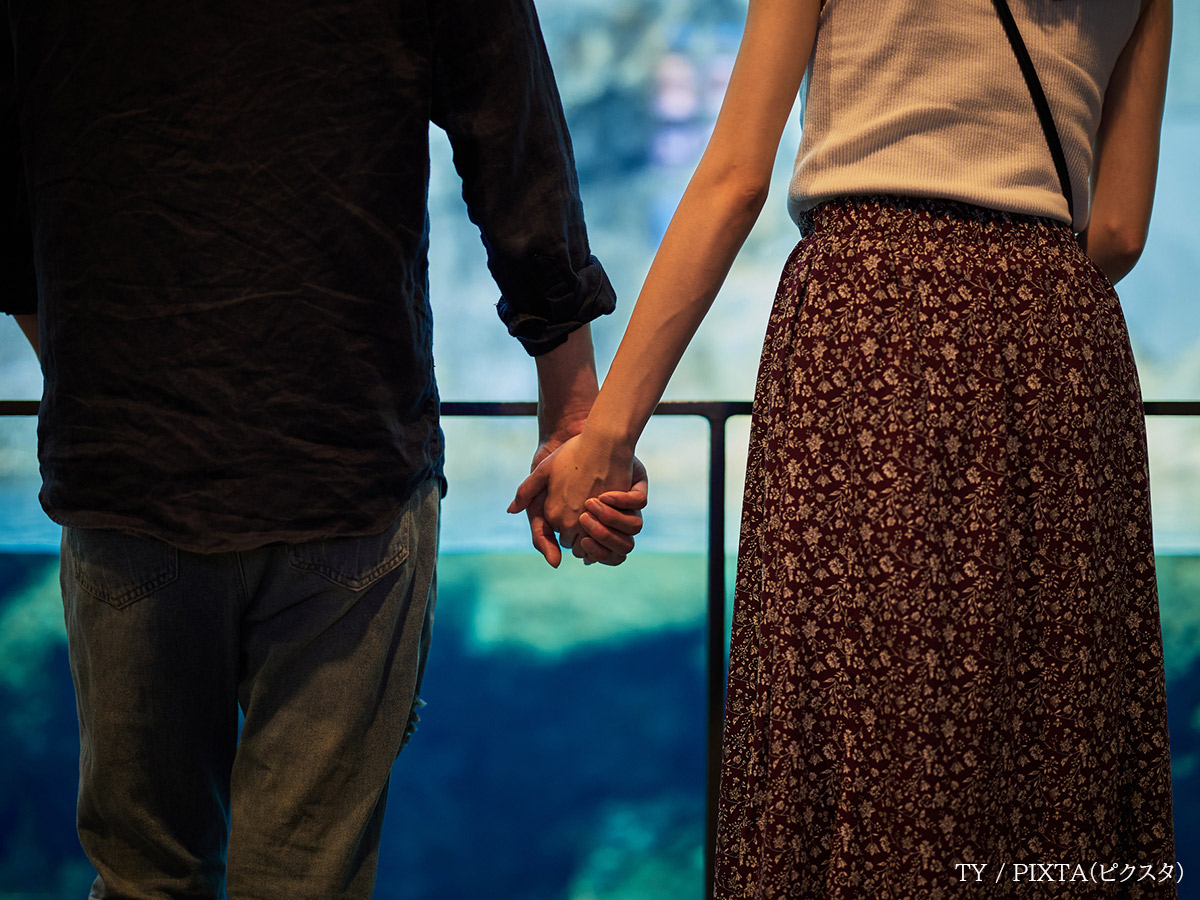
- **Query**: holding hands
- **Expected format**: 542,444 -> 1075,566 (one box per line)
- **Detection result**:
510,431 -> 648,567
520,325 -> 647,568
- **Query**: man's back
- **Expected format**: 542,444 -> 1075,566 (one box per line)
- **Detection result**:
5,0 -> 614,550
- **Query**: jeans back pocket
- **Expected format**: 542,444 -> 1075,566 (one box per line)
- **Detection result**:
65,528 -> 180,609
287,513 -> 411,591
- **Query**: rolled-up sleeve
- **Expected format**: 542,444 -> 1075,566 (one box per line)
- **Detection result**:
430,0 -> 615,356
0,17 -> 37,317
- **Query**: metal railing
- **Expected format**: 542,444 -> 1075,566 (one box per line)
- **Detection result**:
3,396 -> 1198,895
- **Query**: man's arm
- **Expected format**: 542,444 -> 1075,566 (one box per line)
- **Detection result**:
1,16 -> 39,331
430,0 -> 644,566
526,325 -> 598,567
535,324 -> 599,450
430,0 -> 615,357
14,313 -> 38,358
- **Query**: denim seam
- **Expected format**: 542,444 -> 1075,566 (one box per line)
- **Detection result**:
287,548 -> 409,592
67,531 -> 180,608
234,550 -> 253,614
75,565 -> 178,608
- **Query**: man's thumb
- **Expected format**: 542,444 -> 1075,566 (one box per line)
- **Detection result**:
508,466 -> 549,514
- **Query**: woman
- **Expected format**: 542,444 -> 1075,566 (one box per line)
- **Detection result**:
512,0 -> 1175,895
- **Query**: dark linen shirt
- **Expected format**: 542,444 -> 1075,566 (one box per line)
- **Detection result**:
1,0 -> 615,552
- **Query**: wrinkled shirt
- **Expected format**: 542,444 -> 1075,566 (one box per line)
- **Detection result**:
0,0 -> 615,551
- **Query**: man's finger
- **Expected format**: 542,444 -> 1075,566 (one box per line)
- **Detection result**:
557,523 -> 584,549
531,519 -> 562,567
583,498 -> 643,536
596,456 -> 649,510
578,511 -> 635,554
524,493 -> 561,567
508,465 -> 550,514
579,536 -> 626,567
592,479 -> 648,511
574,535 -> 619,566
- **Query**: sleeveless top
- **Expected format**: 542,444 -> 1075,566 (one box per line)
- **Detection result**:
788,0 -> 1141,230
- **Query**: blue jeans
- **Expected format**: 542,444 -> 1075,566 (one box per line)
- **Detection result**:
60,479 -> 440,900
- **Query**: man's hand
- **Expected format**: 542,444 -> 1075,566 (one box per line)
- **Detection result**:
517,436 -> 575,568
573,472 -> 647,566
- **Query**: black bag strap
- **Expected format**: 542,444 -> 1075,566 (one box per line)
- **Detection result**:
991,0 -> 1075,224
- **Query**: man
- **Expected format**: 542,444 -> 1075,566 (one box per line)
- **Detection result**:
1,0 -> 644,896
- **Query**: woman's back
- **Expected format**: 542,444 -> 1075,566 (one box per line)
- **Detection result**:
792,0 -> 1141,230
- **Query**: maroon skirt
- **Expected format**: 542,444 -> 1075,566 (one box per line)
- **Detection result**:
714,197 -> 1176,899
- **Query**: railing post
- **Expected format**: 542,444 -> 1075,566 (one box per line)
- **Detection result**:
704,411 -> 727,899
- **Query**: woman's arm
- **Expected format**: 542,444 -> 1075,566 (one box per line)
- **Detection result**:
1080,0 -> 1171,283
511,0 -> 821,549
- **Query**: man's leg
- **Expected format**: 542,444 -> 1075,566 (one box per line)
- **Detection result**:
226,478 -> 440,900
62,528 -> 243,900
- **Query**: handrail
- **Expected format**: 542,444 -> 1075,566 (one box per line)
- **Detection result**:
3,395 -> 1198,895
6,399 -> 1200,417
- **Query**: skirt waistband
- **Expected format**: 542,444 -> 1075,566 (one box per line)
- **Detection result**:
796,195 -> 1074,242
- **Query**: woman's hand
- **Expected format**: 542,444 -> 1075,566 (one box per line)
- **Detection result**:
509,432 -> 646,567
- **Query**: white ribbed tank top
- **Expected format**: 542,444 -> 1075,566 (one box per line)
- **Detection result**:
788,0 -> 1141,230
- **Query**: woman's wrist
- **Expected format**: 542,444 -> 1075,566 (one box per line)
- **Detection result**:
578,416 -> 638,467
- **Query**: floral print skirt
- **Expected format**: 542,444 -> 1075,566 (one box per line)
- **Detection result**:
714,197 -> 1176,899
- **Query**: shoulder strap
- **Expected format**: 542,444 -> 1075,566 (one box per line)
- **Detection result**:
990,0 -> 1075,224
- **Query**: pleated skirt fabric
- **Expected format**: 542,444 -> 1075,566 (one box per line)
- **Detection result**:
714,197 -> 1176,900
